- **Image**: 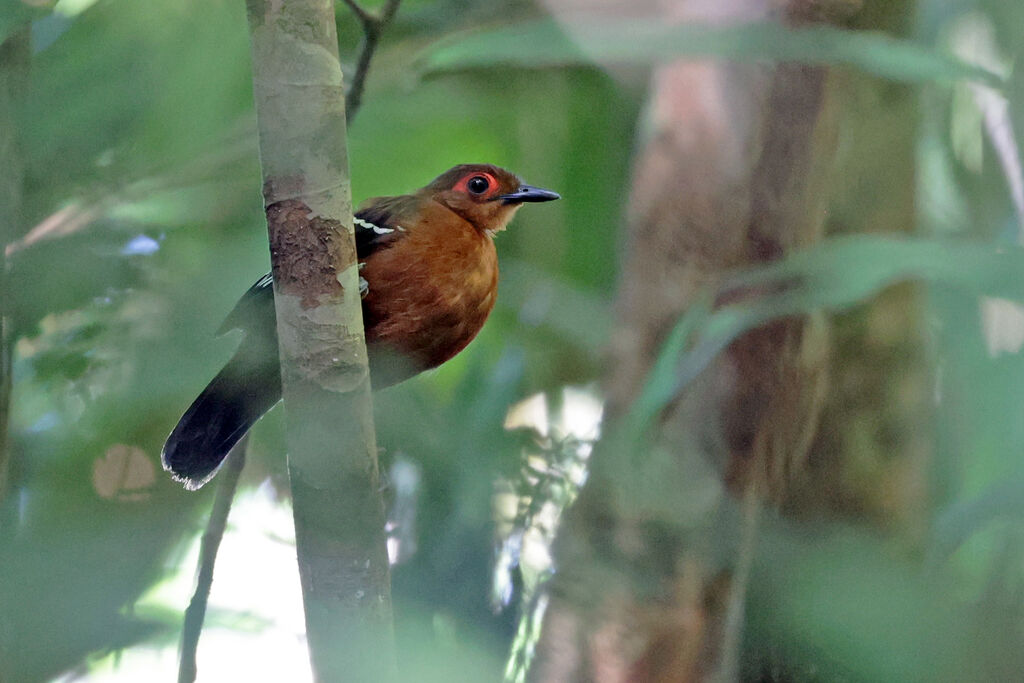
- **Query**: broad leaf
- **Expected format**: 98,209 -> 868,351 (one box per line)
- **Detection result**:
422,19 -> 1003,87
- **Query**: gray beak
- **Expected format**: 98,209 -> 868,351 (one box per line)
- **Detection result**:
498,184 -> 561,204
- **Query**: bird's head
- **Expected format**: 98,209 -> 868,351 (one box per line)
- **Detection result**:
424,164 -> 560,236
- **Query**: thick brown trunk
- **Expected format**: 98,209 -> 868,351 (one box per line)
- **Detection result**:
529,1 -> 924,680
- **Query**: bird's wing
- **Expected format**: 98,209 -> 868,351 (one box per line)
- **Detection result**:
218,272 -> 274,335
218,196 -> 414,334
353,194 -> 413,257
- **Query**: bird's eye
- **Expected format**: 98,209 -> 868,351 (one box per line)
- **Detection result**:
467,176 -> 490,195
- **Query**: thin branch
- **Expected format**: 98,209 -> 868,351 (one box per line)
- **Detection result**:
177,435 -> 248,683
342,0 -> 402,122
949,18 -> 1024,238
377,0 -> 401,24
0,314 -> 11,496
339,0 -> 373,27
973,86 -> 1024,238
713,481 -> 762,683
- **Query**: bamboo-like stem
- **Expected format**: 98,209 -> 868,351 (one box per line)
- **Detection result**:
245,0 -> 394,680
177,436 -> 248,683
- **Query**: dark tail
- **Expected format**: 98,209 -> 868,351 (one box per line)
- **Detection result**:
161,335 -> 281,490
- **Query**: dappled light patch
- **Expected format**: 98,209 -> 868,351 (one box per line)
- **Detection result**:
980,296 -> 1024,357
493,386 -> 603,610
386,456 -> 422,566
92,444 -> 155,501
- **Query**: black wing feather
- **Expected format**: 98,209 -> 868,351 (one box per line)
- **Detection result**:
353,195 -> 410,258
219,272 -> 273,335
218,199 -> 409,334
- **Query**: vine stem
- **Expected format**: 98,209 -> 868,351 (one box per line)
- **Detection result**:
177,435 -> 248,683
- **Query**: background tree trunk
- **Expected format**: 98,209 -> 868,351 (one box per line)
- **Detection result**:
245,1 -> 395,679
529,1 -> 925,680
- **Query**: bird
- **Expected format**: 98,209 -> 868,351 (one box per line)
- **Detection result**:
161,164 -> 560,489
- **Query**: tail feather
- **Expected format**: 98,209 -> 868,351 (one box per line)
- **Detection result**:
161,337 -> 281,490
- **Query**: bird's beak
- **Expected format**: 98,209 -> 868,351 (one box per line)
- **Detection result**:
498,185 -> 561,204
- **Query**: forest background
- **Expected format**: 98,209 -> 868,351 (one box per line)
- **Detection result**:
2,0 -> 1024,681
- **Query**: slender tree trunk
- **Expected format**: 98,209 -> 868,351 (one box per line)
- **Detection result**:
245,2 -> 395,680
0,29 -> 30,505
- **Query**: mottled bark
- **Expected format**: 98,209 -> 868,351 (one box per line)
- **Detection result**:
526,1 -> 928,681
245,1 -> 394,680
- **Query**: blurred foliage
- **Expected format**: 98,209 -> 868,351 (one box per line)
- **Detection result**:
421,17 -> 1001,86
2,0 -> 1024,681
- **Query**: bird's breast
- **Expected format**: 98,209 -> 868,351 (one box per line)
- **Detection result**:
359,224 -> 498,385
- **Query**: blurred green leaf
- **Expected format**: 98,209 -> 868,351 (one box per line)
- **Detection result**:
748,521 -> 980,681
421,18 -> 1003,87
18,0 -> 254,220
498,259 -> 610,358
633,235 -> 1024,431
930,472 -> 1024,564
0,2 -> 50,46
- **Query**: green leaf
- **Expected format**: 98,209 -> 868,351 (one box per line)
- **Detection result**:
421,19 -> 1003,87
0,2 -> 51,46
929,472 -> 1024,566
630,235 -> 1024,428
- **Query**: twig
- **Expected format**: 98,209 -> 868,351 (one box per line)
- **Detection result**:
342,0 -> 402,122
949,18 -> 1024,238
712,480 -> 762,683
177,435 -> 249,683
340,0 -> 373,26
974,86 -> 1024,238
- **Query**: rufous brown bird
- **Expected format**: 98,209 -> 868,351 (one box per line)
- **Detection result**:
162,164 -> 559,489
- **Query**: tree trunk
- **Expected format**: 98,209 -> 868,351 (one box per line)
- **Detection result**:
245,1 -> 395,680
528,1 -> 928,680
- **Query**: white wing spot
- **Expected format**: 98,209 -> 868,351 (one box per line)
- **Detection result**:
354,216 -> 398,235
359,276 -> 369,298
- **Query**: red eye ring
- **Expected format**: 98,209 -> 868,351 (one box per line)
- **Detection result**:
454,172 -> 497,198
